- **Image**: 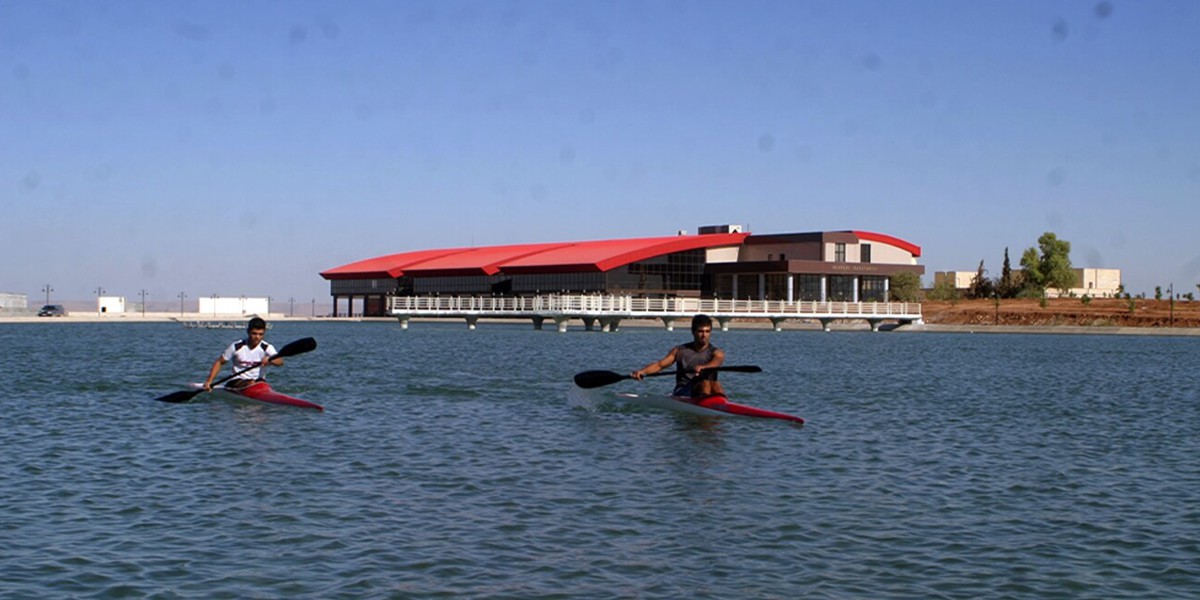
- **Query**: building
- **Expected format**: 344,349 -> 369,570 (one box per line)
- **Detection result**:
934,268 -> 1122,298
97,296 -> 126,314
321,226 -> 924,317
0,292 -> 28,311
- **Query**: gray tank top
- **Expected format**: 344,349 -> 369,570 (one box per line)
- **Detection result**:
674,342 -> 719,388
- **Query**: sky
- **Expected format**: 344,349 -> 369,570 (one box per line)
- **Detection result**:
3,0 -> 1199,307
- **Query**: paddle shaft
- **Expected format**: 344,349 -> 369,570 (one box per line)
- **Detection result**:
573,365 -> 761,389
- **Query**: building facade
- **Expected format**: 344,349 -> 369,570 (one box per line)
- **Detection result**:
321,226 -> 925,317
934,268 -> 1122,298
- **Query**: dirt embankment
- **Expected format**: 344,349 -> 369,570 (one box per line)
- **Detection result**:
922,297 -> 1200,328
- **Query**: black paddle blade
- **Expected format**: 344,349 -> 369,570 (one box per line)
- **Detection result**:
155,389 -> 203,404
276,337 -> 317,358
573,370 -> 630,389
718,365 -> 763,373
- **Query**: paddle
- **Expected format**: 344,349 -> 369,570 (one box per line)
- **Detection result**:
573,365 -> 762,389
154,337 -> 317,404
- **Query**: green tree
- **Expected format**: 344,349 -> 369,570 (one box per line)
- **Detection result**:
889,272 -> 922,302
927,277 -> 960,301
968,259 -> 994,299
1019,247 -> 1044,294
1020,232 -> 1074,295
997,247 -> 1019,298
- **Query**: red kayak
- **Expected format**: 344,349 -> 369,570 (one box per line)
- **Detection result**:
190,381 -> 324,411
613,392 -> 803,424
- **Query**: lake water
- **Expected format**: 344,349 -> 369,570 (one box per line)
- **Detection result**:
2,321 -> 1198,599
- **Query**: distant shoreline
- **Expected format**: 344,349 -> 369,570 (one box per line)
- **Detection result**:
3,312 -> 1199,336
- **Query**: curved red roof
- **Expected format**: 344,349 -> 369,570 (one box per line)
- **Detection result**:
319,247 -> 472,280
852,230 -> 922,257
320,233 -> 750,280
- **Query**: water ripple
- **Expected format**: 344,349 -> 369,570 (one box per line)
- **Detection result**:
2,325 -> 1199,598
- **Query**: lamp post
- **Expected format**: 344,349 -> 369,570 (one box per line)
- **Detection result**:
95,286 -> 105,314
311,298 -> 315,317
289,297 -> 295,317
211,293 -> 218,317
178,292 -> 187,316
139,289 -> 148,316
42,284 -> 53,306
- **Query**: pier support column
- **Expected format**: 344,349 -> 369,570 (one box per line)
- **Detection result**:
770,317 -> 787,332
716,317 -> 732,332
465,316 -> 479,330
869,319 -> 881,332
662,317 -> 675,331
582,317 -> 597,331
397,317 -> 410,330
554,316 -> 570,333
532,316 -> 545,330
600,317 -> 622,332
820,318 -> 833,332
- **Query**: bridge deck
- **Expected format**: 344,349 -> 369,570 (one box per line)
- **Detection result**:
389,294 -> 923,332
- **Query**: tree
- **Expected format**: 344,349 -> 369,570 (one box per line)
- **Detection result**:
997,247 -> 1019,299
1020,232 -> 1074,296
968,259 -> 994,299
889,272 -> 922,302
927,277 -> 960,301
1019,246 -> 1044,294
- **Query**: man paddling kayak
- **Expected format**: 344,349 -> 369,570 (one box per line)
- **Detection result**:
203,317 -> 284,391
632,314 -> 726,398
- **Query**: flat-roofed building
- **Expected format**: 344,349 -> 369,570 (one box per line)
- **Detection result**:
935,268 -> 1122,298
320,226 -> 925,316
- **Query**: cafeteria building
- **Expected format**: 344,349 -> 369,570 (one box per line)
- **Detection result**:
320,225 -> 924,317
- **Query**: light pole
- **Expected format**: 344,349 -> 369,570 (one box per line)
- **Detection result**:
178,292 -> 187,316
42,284 -> 53,306
211,293 -> 218,317
95,286 -> 105,314
139,289 -> 148,317
311,298 -> 315,317
289,297 -> 295,317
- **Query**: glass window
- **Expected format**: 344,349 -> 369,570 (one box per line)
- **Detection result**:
835,243 -> 846,263
861,244 -> 872,264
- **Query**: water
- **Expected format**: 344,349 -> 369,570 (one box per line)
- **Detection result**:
2,321 -> 1198,599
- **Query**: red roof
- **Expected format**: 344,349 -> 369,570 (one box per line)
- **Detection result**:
403,243 -> 574,277
320,233 -> 750,280
852,230 -> 922,257
319,247 -> 472,280
500,233 -> 749,273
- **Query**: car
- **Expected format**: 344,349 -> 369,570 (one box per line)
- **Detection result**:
38,304 -> 67,317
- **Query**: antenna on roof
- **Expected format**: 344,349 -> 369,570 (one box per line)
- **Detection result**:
677,229 -> 687,236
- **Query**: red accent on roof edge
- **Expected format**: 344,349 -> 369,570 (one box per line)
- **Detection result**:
852,231 -> 922,257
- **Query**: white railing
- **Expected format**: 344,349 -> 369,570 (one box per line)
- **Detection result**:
388,294 -> 921,318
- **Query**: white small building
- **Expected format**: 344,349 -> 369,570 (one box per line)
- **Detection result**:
0,293 -> 28,310
198,296 -> 270,316
98,296 -> 126,314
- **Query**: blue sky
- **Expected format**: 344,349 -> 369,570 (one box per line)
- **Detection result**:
3,0 -> 1198,306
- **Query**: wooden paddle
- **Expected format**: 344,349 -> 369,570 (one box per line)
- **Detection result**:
154,337 -> 317,404
573,365 -> 762,389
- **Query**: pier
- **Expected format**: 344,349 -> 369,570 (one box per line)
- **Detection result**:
389,294 -> 922,332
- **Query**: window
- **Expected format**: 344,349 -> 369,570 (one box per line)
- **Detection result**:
861,244 -> 871,264
834,243 -> 846,263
